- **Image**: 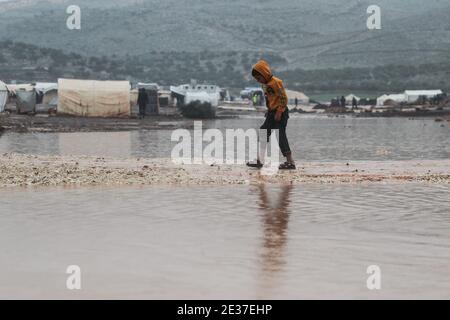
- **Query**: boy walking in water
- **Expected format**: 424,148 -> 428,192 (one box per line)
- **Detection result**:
247,60 -> 296,170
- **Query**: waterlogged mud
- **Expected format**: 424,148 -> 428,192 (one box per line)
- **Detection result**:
1,153 -> 449,188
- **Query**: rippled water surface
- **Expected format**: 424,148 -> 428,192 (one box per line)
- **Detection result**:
1,183 -> 449,299
1,117 -> 449,160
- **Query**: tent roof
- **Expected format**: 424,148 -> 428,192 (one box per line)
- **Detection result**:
285,89 -> 309,100
57,78 -> 131,117
404,90 -> 442,96
0,81 -> 7,112
345,94 -> 360,100
377,93 -> 405,99
5,83 -> 35,93
58,79 -> 130,91
35,82 -> 58,93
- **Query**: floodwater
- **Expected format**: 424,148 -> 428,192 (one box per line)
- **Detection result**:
0,116 -> 449,160
0,183 -> 449,299
0,116 -> 449,299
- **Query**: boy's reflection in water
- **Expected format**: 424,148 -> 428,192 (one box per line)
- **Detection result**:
257,183 -> 294,276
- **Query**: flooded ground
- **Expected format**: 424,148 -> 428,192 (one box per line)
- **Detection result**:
1,116 -> 449,160
0,183 -> 449,299
0,116 -> 449,299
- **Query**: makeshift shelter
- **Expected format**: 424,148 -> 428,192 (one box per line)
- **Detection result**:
404,90 -> 443,103
376,93 -> 406,106
136,83 -> 160,115
285,89 -> 310,105
35,82 -> 58,93
137,83 -> 159,90
42,88 -> 58,106
130,89 -> 138,107
158,89 -> 174,108
5,83 -> 35,94
58,79 -> 131,117
129,89 -> 139,115
345,94 -> 360,105
0,81 -> 8,113
16,90 -> 36,114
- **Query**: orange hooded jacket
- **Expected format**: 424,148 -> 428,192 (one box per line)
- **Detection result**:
252,60 -> 288,113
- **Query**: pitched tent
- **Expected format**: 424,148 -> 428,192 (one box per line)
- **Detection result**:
58,79 -> 131,117
130,89 -> 138,106
0,81 -> 8,113
137,83 -> 160,115
42,88 -> 58,106
377,93 -> 406,106
285,89 -> 309,105
345,94 -> 360,104
5,84 -> 35,95
16,90 -> 36,114
404,90 -> 443,103
35,82 -> 58,94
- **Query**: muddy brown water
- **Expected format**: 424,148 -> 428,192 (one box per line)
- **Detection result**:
0,116 -> 449,299
0,116 -> 449,160
0,183 -> 449,299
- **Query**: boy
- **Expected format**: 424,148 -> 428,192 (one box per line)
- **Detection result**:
247,60 -> 296,170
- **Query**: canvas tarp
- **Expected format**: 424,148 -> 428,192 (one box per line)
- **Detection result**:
345,94 -> 360,103
35,82 -> 58,94
58,79 -> 131,117
285,89 -> 310,104
5,84 -> 34,95
404,90 -> 443,103
42,89 -> 58,106
377,93 -> 406,106
16,90 -> 36,113
0,81 -> 8,112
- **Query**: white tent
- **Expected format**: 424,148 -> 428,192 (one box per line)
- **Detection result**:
345,94 -> 360,104
16,91 -> 36,113
376,93 -> 407,106
404,90 -> 443,103
185,91 -> 220,107
5,83 -> 34,95
58,79 -> 131,117
0,81 -> 8,112
285,89 -> 309,104
35,82 -> 58,94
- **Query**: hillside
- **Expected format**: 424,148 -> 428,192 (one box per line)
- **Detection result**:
2,41 -> 450,93
0,0 -> 450,70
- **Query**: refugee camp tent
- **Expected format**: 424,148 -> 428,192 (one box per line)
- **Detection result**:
5,83 -> 35,94
33,82 -> 59,108
35,82 -> 58,93
16,90 -> 36,114
285,89 -> 310,105
345,94 -> 360,105
137,82 -> 159,90
130,89 -> 138,107
0,81 -> 8,113
376,93 -> 407,106
58,79 -> 131,117
137,83 -> 160,115
129,89 -> 139,115
185,91 -> 220,107
404,90 -> 443,103
42,88 -> 58,106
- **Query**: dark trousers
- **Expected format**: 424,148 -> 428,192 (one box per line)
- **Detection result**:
260,108 -> 291,157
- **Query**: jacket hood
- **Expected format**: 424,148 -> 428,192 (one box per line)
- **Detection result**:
252,60 -> 273,83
